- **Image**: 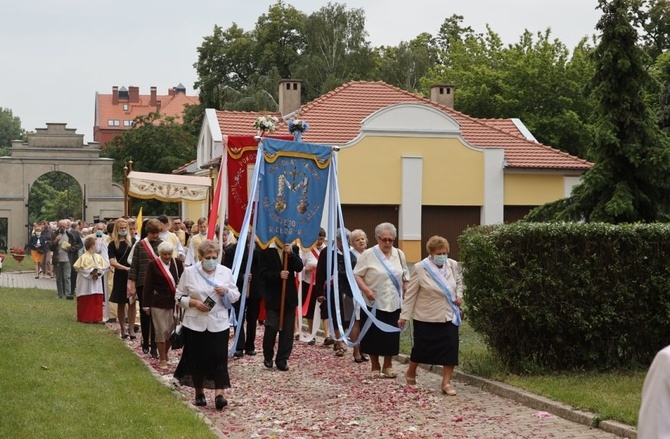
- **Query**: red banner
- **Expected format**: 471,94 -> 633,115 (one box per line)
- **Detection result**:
226,135 -> 292,235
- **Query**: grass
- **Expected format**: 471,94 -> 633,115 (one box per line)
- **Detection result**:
400,321 -> 644,427
0,287 -> 217,439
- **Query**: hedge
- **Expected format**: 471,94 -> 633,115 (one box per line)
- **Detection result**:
458,222 -> 670,371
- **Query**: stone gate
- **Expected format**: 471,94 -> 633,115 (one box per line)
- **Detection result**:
0,123 -> 123,249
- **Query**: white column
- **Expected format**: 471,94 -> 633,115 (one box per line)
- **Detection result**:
481,148 -> 505,225
400,156 -> 423,240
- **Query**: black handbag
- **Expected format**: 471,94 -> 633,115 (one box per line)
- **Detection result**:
170,308 -> 185,350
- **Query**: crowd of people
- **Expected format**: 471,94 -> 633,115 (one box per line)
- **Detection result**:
27,216 -> 465,409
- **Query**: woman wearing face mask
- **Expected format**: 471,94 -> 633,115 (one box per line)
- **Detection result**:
174,239 -> 240,410
29,224 -> 47,278
108,218 -> 137,339
398,235 -> 463,396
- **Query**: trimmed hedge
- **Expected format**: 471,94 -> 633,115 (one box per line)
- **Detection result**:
459,222 -> 670,371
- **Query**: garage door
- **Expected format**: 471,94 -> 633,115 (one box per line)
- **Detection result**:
421,206 -> 481,260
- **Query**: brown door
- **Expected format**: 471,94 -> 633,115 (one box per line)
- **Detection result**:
421,206 -> 481,260
341,205 -> 399,244
504,206 -> 536,223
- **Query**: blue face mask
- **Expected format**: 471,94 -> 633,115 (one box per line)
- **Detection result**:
433,254 -> 448,266
200,232 -> 207,237
96,231 -> 103,237
118,231 -> 127,237
202,258 -> 218,271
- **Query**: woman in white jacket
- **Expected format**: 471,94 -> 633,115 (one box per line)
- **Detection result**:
173,239 -> 240,410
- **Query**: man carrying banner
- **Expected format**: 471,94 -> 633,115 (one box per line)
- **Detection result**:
260,243 -> 303,371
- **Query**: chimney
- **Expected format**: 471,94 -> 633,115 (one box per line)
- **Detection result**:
168,88 -> 175,97
129,86 -> 140,103
112,86 -> 119,105
430,84 -> 455,109
150,86 -> 157,107
278,79 -> 302,116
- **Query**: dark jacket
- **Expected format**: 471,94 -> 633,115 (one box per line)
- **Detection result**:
128,238 -> 163,288
50,228 -> 82,264
260,246 -> 303,311
29,234 -> 47,253
143,258 -> 184,309
314,247 -> 358,299
223,242 -> 264,300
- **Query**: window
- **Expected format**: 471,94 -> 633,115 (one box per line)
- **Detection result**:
123,104 -> 129,111
123,120 -> 133,127
107,119 -> 120,127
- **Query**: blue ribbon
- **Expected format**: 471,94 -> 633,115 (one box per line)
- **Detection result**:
195,266 -> 236,327
421,259 -> 461,326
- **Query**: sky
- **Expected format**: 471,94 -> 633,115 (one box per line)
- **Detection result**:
1,0 -> 602,144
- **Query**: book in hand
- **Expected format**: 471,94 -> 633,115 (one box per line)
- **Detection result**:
203,296 -> 216,310
60,241 -> 71,250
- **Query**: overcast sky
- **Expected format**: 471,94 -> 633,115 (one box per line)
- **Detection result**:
1,0 -> 601,143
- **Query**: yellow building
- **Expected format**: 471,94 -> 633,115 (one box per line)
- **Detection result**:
187,80 -> 591,262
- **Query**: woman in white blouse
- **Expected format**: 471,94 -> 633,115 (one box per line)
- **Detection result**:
354,223 -> 409,379
173,239 -> 241,410
399,236 -> 463,396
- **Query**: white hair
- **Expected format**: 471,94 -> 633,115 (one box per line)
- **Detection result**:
157,241 -> 174,255
375,222 -> 397,239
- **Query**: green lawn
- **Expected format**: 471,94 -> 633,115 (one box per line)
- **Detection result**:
0,288 -> 216,439
400,322 -> 643,427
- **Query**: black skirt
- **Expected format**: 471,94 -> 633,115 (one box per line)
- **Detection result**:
410,320 -> 459,366
359,308 -> 400,356
174,327 -> 231,389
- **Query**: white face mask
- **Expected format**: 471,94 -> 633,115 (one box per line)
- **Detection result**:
202,258 -> 218,271
433,254 -> 448,266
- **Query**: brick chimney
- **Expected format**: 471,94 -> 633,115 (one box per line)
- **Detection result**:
168,88 -> 175,97
430,84 -> 455,109
112,86 -> 119,105
128,86 -> 140,103
150,86 -> 157,107
279,79 -> 302,116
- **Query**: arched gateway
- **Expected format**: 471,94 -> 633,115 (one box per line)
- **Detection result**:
0,123 -> 123,249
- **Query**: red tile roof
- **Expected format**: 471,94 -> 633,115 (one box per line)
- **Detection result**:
215,111 -> 282,136
246,81 -> 590,171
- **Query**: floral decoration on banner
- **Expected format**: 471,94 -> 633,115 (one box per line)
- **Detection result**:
288,118 -> 309,134
253,115 -> 279,134
10,246 -> 26,255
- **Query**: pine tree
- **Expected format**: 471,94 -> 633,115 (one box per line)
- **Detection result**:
528,0 -> 670,223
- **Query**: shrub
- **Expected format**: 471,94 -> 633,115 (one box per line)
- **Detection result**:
459,222 -> 670,372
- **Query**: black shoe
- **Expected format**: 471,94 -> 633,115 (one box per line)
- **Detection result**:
245,350 -> 257,356
361,355 -> 370,362
150,348 -> 159,359
66,296 -> 74,300
354,356 -> 366,363
107,318 -> 117,323
307,338 -> 316,346
276,361 -> 289,371
195,394 -> 207,406
134,324 -> 140,332
233,350 -> 244,358
142,346 -> 149,354
215,395 -> 227,410
323,337 -> 335,346
263,359 -> 273,369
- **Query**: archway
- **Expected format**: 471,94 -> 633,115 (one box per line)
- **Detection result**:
29,172 -> 83,225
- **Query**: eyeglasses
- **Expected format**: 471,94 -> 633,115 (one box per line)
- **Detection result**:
378,238 -> 394,243
202,256 -> 218,260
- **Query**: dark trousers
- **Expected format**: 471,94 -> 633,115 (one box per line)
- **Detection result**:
136,286 -> 156,349
234,298 -> 261,352
263,307 -> 296,365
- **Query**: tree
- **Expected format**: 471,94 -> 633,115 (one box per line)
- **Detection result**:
377,33 -> 439,92
293,2 -> 377,100
631,0 -> 670,60
29,172 -> 82,223
527,0 -> 670,223
103,112 -> 197,216
0,108 -> 24,157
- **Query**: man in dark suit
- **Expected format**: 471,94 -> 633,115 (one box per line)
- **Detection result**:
260,243 -> 303,371
67,220 -> 83,297
224,237 -> 264,357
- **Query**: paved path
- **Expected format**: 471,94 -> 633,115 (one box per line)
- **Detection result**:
2,270 -> 630,438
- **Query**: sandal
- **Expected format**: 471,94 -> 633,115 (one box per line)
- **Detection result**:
370,370 -> 382,379
442,384 -> 457,396
335,347 -> 346,357
405,372 -> 417,387
382,368 -> 398,378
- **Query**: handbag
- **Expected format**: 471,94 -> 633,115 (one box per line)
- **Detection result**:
170,307 -> 185,350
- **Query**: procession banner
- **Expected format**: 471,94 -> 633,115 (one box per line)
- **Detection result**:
257,138 -> 331,250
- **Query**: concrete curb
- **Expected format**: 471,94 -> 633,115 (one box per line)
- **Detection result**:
394,353 -> 637,439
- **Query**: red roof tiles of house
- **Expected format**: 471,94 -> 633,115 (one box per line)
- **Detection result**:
255,81 -> 591,171
216,111 -> 282,136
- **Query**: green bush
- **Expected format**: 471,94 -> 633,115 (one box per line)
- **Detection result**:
459,222 -> 670,372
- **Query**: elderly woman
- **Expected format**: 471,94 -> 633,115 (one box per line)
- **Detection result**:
354,222 -> 409,378
399,235 -> 463,396
348,229 -> 369,363
73,235 -> 110,323
108,218 -> 137,339
142,241 -> 184,369
173,239 -> 240,410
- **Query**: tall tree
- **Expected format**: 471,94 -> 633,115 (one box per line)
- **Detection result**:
527,0 -> 670,223
631,0 -> 670,60
103,112 -> 197,216
377,33 -> 439,92
0,108 -> 24,157
293,2 -> 376,100
253,1 -> 306,79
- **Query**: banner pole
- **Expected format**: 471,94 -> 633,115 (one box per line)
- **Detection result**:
278,248 -> 289,331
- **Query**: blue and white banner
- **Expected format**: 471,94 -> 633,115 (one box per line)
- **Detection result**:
257,138 -> 331,250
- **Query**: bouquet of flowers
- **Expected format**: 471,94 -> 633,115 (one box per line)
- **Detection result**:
288,118 -> 309,134
10,246 -> 25,255
253,115 -> 279,133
